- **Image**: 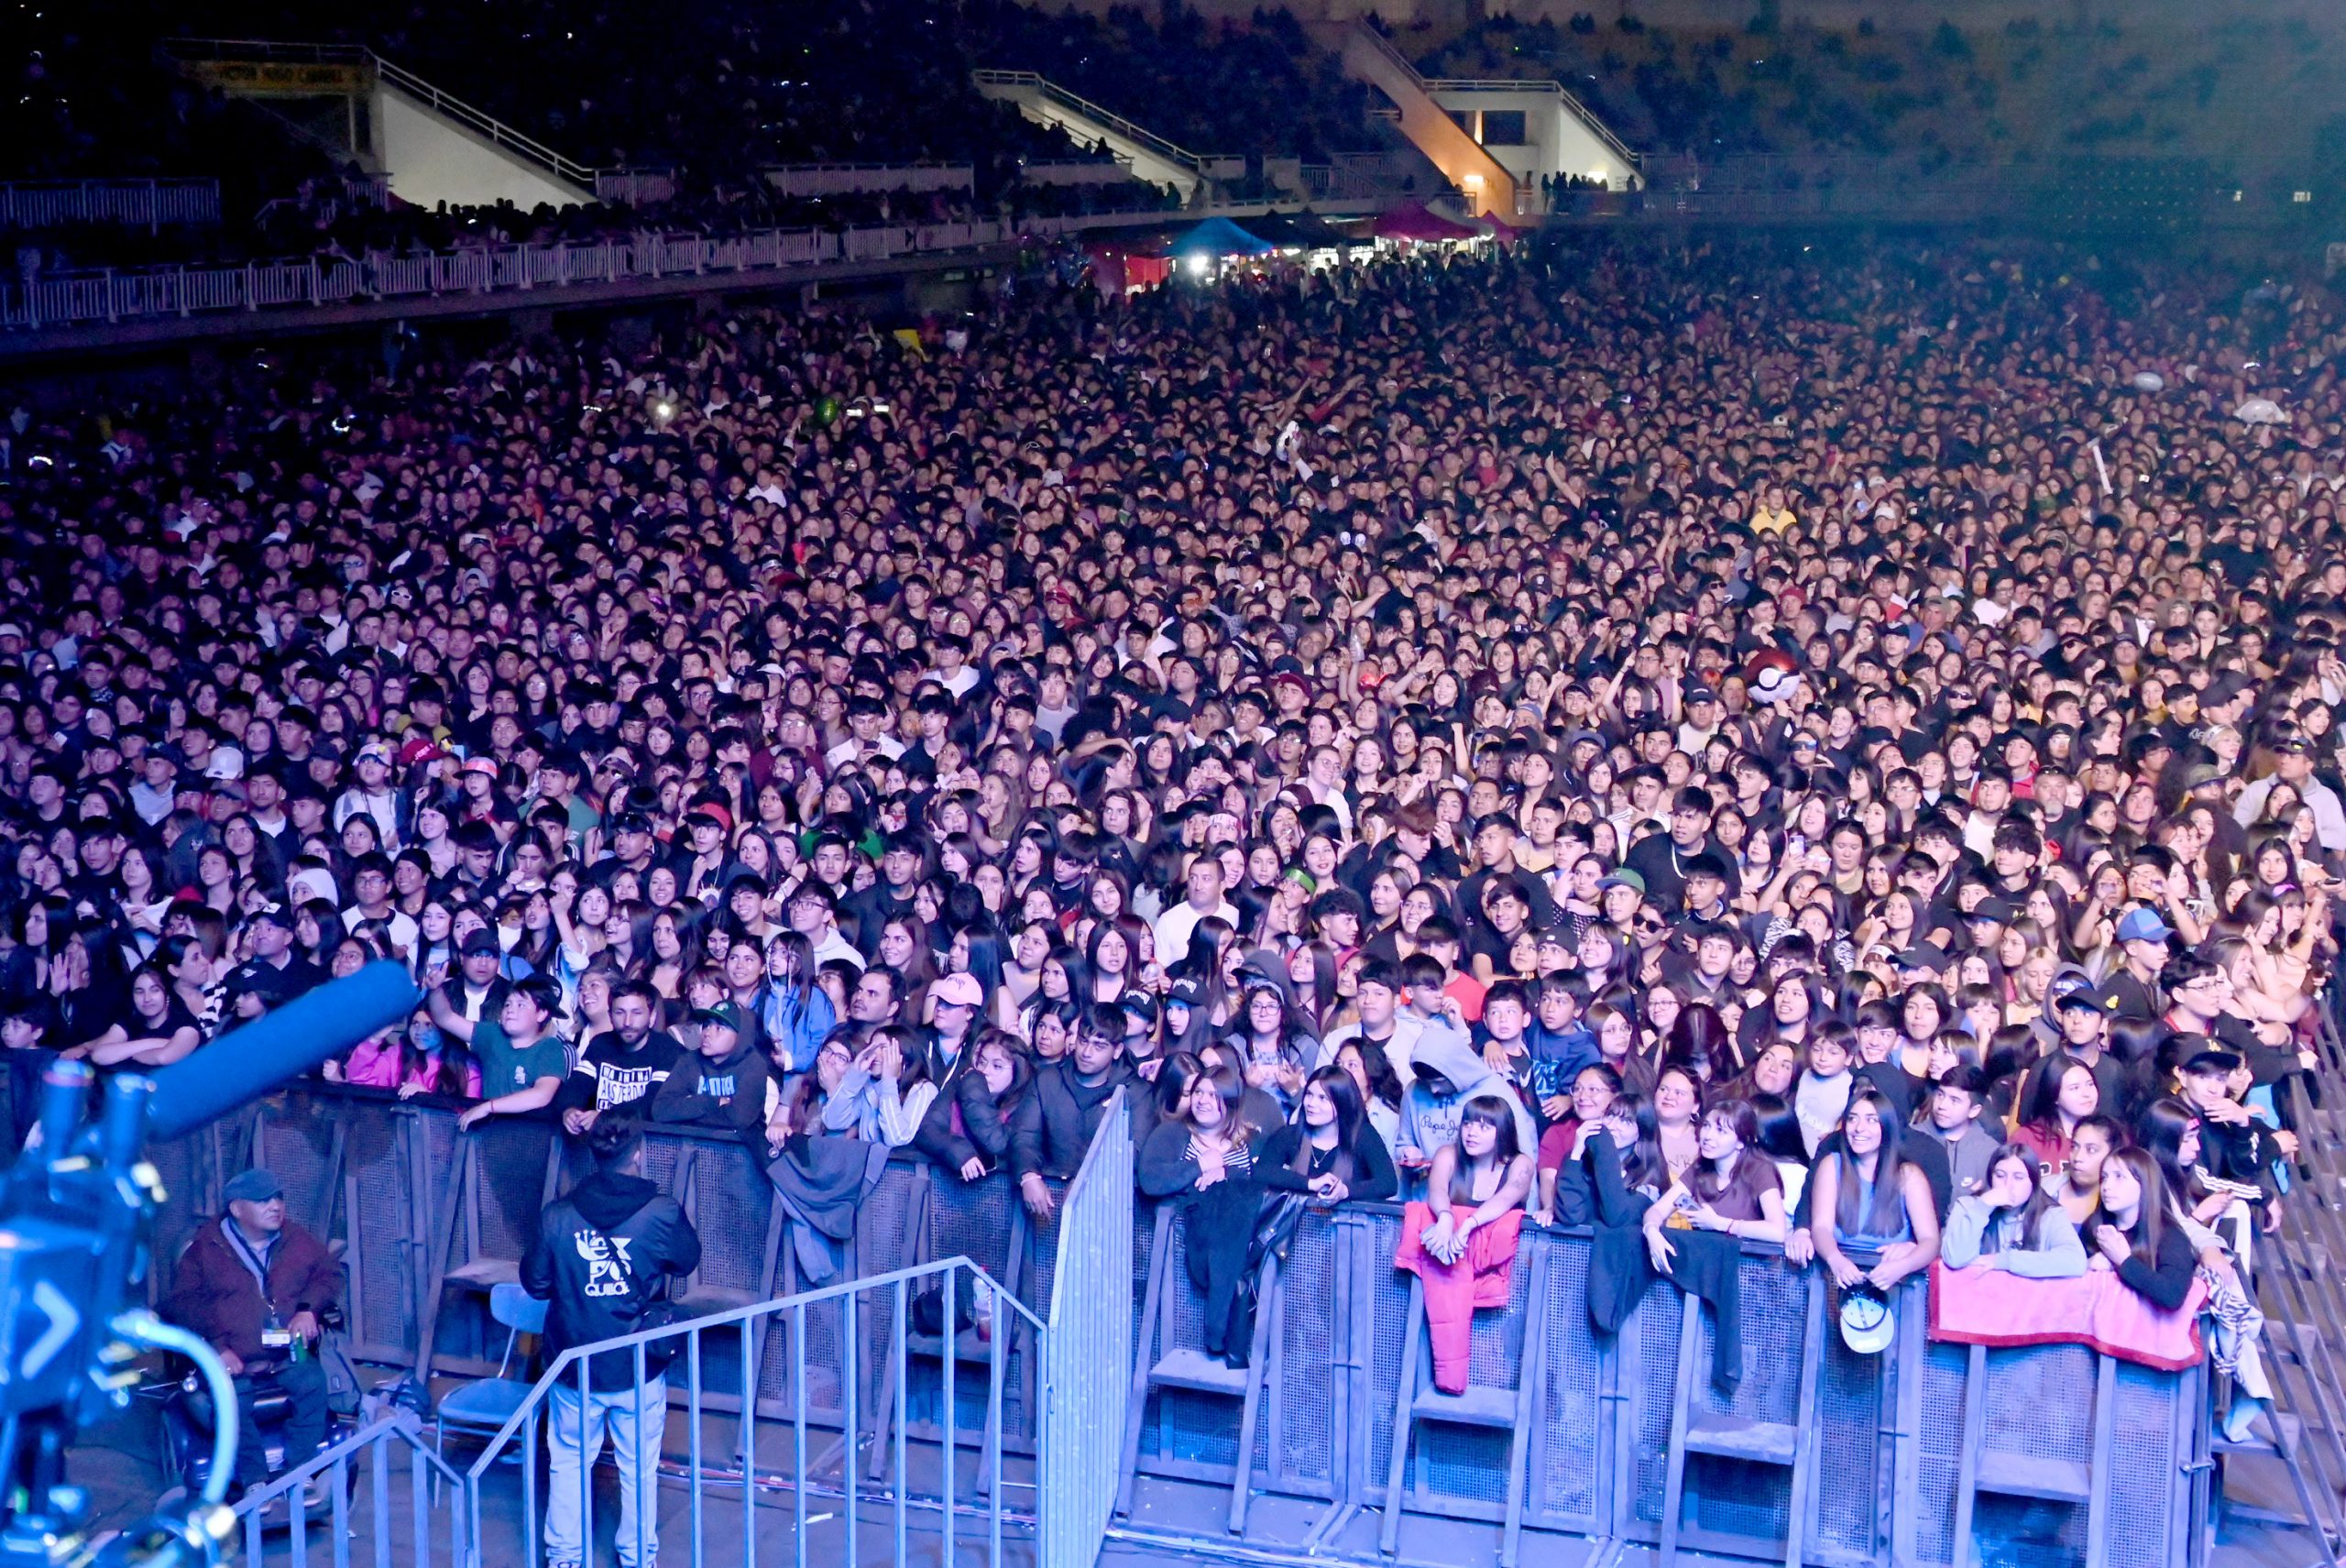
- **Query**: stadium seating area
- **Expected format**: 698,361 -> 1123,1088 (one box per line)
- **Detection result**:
1399,12 -> 2337,177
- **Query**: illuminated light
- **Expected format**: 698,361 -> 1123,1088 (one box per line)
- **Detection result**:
1185,253 -> 1211,277
651,399 -> 676,424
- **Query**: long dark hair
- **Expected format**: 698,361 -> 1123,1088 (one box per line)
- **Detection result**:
2135,1096 -> 2211,1215
2021,1048 -> 2099,1136
1608,1089 -> 1667,1191
1153,1050 -> 1204,1124
1689,1096 -> 1761,1205
1977,1142 -> 2060,1252
1446,1094 -> 1523,1207
1666,1003 -> 1736,1085
1290,1065 -> 1367,1182
1831,1088 -> 1911,1239
2090,1146 -> 2170,1261
407,1014 -> 477,1098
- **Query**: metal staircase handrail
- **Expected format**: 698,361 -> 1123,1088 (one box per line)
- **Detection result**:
366,55 -> 597,187
1420,76 -> 1641,171
973,69 -> 1214,175
1351,26 -> 1639,173
159,37 -> 607,190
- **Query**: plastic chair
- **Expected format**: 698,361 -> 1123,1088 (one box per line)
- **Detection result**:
433,1281 -> 548,1467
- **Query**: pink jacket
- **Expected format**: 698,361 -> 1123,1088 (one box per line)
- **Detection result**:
342,1037 -> 483,1098
1396,1201 -> 1524,1394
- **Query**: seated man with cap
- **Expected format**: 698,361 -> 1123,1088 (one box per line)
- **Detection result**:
164,1167 -> 340,1505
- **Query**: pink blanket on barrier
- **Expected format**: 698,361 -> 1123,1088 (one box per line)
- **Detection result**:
1927,1261 -> 2206,1371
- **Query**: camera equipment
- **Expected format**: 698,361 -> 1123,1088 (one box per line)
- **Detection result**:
0,963 -> 418,1568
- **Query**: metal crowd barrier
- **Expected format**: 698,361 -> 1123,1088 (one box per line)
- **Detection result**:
117,1076 -> 2223,1567
141,1080 -> 1084,1443
1115,1200 -> 2207,1568
0,178 -> 221,231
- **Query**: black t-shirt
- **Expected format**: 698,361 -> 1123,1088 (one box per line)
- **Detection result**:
2103,970 -> 2162,1023
554,1031 -> 685,1114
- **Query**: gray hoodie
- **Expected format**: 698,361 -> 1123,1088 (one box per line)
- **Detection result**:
1396,1024 -> 1537,1166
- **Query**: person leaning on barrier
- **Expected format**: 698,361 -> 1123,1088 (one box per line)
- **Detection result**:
1793,1089 -> 1941,1292
648,1002 -> 770,1148
523,1118 -> 702,1568
1010,1003 -> 1133,1220
164,1167 -> 338,1508
1939,1144 -> 2088,1277
914,1026 -> 1030,1181
431,972 -> 567,1131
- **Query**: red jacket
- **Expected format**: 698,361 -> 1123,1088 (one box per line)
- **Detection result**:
165,1216 -> 340,1366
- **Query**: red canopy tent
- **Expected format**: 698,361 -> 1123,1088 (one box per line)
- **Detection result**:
1368,202 -> 1482,243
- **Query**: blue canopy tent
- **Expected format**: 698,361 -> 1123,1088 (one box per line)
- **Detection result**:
1166,216 -> 1273,258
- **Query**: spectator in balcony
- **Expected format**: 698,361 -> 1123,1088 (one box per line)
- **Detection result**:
1940,1144 -> 2087,1277
524,1118 -> 700,1568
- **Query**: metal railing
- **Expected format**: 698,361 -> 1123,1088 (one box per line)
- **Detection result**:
159,38 -> 642,197
0,179 -> 221,232
765,162 -> 976,198
1036,1092 -> 1132,1568
1353,24 -> 1639,177
0,224 -> 1009,332
459,1255 -> 1045,1568
233,1410 -> 475,1568
971,70 -> 1225,181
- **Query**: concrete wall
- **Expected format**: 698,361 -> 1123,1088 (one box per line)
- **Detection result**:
372,81 -> 592,213
1429,87 -> 1637,190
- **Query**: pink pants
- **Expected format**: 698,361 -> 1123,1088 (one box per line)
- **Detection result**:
1396,1202 -> 1524,1393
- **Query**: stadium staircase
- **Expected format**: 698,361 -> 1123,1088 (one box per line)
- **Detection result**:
971,71 -> 1216,203
157,39 -> 672,214
1331,24 -> 1639,217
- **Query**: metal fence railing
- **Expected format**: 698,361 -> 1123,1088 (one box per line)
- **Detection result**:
971,70 -> 1228,183
0,179 -> 222,233
460,1255 -> 1047,1568
1037,1091 -> 1132,1568
152,1084 -> 1135,1568
0,223 -> 1013,333
232,1410 -> 475,1568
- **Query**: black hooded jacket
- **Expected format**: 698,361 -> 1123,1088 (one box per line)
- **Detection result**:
522,1169 -> 702,1389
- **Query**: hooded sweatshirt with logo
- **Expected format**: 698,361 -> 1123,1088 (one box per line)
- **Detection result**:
522,1169 -> 701,1389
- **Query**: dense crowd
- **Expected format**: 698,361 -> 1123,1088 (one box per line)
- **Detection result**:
1,229 -> 2339,1442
